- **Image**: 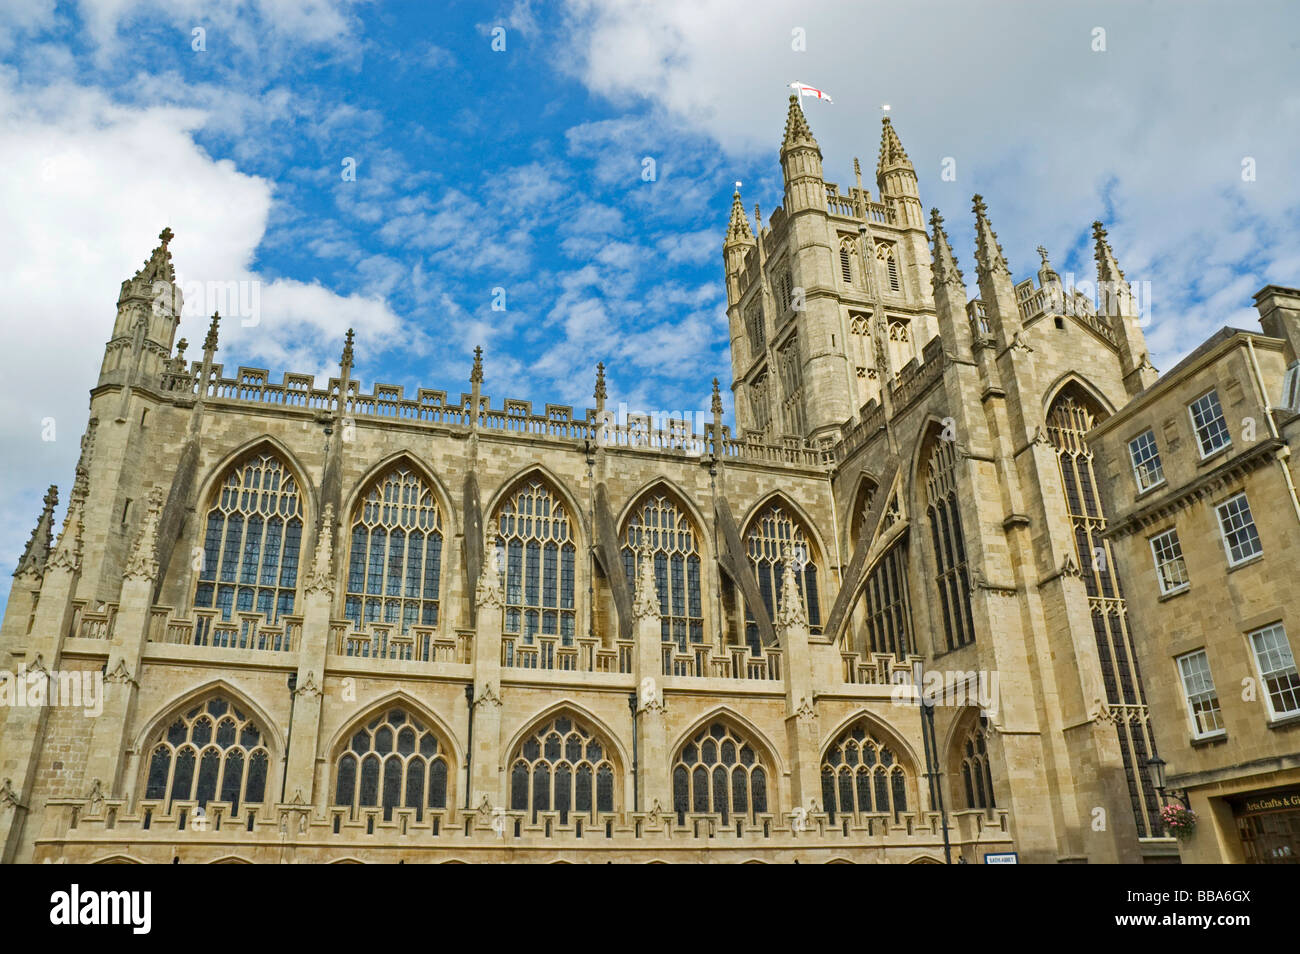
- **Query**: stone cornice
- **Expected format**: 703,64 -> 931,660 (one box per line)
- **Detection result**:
1103,438 -> 1285,540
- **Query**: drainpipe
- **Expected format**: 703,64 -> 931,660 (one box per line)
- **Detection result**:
627,693 -> 639,813
280,672 -> 297,802
1245,337 -> 1300,526
917,665 -> 952,864
463,683 -> 474,810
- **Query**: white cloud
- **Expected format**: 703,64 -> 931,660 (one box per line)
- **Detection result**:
559,0 -> 1300,374
0,72 -> 399,586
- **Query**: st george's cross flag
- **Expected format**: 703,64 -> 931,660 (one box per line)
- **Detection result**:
790,82 -> 832,104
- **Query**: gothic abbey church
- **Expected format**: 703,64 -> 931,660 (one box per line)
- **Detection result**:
0,96 -> 1173,863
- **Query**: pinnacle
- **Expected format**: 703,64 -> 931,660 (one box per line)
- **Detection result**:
929,208 -> 964,287
594,361 -> 607,402
202,312 -> 220,355
14,485 -> 58,577
1093,220 -> 1126,282
972,194 -> 1011,278
876,116 -> 913,176
782,93 -> 817,153
470,345 -> 484,385
133,226 -> 176,284
725,188 -> 754,245
341,327 -> 355,370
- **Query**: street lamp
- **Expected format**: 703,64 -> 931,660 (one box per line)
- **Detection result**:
1146,755 -> 1190,809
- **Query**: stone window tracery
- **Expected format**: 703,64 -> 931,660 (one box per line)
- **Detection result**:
957,719 -> 996,810
334,708 -> 450,821
820,719 -> 908,820
621,492 -> 703,650
493,478 -> 577,644
509,715 -> 615,823
344,465 -> 443,633
744,502 -> 822,650
672,722 -> 769,824
144,697 -> 270,813
924,437 -> 975,650
194,452 -> 303,623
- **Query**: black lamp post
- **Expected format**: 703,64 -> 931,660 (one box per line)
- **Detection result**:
1146,755 -> 1190,809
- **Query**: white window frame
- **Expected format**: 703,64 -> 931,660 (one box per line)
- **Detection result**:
1175,649 -> 1226,740
1188,389 -> 1231,459
1248,623 -> 1300,721
1128,429 -> 1165,493
1215,491 -> 1262,566
1148,528 -> 1189,595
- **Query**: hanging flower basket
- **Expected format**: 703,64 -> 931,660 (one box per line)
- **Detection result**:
1160,803 -> 1197,840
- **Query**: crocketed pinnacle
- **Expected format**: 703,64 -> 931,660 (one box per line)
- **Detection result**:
972,194 -> 1011,279
340,328 -> 355,373
133,227 -> 175,283
202,312 -> 220,356
725,189 -> 754,245
594,362 -> 607,402
711,378 -> 723,417
930,208 -> 964,287
876,117 -> 913,177
14,485 -> 57,578
781,93 -> 818,153
470,345 -> 484,385
1092,221 -> 1127,283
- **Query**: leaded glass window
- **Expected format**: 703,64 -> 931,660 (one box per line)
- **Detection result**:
863,541 -> 913,657
144,697 -> 270,812
672,722 -> 769,825
344,466 -> 443,633
744,503 -> 822,650
334,708 -> 449,821
194,452 -> 303,622
957,720 -> 996,810
621,492 -> 703,650
923,437 -> 974,650
819,719 -> 908,821
494,478 -> 577,644
509,714 -> 615,823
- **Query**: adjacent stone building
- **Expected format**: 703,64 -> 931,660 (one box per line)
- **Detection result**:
0,96 -> 1183,863
1089,286 -> 1300,864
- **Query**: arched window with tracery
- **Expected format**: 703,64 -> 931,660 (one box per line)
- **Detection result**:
509,714 -> 615,823
820,718 -> 909,820
862,541 -> 914,657
194,451 -> 303,622
344,465 -> 443,633
621,491 -> 703,650
493,477 -> 578,645
956,718 -> 996,811
144,696 -> 270,813
839,240 -> 858,285
923,436 -> 975,650
672,721 -> 769,825
744,502 -> 822,650
1047,387 -> 1161,838
333,708 -> 449,822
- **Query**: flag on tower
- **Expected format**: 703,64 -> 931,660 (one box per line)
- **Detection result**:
790,82 -> 833,104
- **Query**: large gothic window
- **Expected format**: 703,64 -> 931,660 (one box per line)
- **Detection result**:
509,714 -> 615,823
144,697 -> 270,812
621,491 -> 703,650
820,719 -> 909,820
956,718 -> 996,811
672,721 -> 769,825
744,502 -> 822,650
344,466 -> 443,633
493,477 -> 578,645
1048,388 -> 1161,838
334,708 -> 449,822
863,541 -> 913,657
923,437 -> 975,650
194,452 -> 303,622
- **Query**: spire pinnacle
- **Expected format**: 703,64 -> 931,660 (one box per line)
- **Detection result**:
876,116 -> 913,177
1092,220 -> 1127,283
594,361 -> 607,405
14,485 -> 58,578
1093,220 -> 1136,318
339,328 -> 355,378
202,312 -> 220,356
470,345 -> 484,385
725,188 -> 754,245
1035,245 -> 1060,285
711,377 -> 723,418
782,93 -> 818,153
972,194 -> 1011,278
930,208 -> 964,288
133,227 -> 176,283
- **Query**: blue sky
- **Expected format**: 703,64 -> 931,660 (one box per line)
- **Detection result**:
1,0 -> 1299,608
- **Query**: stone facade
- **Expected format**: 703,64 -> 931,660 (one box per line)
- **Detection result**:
1089,287 -> 1300,863
0,97 -> 1190,863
